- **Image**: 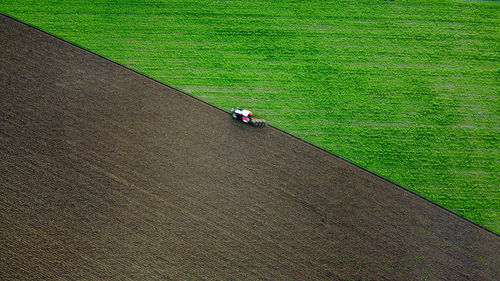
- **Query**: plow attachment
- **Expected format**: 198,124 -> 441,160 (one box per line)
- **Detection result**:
250,119 -> 267,127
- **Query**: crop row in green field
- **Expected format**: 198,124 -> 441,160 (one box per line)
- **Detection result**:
2,0 -> 499,232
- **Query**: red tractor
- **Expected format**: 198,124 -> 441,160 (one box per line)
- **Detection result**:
231,107 -> 266,127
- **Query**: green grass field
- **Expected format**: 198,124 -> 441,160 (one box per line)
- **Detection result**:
3,0 -> 499,232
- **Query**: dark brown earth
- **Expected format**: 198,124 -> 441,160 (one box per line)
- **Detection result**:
1,14 -> 499,280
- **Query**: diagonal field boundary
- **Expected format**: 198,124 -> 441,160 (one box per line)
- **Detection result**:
2,13 -> 494,236
1,13 -> 499,280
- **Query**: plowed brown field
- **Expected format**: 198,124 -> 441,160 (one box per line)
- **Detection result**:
1,15 -> 499,280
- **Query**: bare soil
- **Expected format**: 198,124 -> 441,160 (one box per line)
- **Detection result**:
1,14 -> 499,280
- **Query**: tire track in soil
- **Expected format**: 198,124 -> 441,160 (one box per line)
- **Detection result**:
1,14 -> 499,280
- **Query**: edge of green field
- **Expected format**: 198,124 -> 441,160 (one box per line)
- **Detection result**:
2,0 -> 499,233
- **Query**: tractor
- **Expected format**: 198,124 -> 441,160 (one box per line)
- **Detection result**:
230,107 -> 266,127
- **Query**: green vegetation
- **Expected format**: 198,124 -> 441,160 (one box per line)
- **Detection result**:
2,0 -> 499,232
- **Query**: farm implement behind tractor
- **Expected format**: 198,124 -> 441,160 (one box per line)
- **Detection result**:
231,107 -> 267,127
